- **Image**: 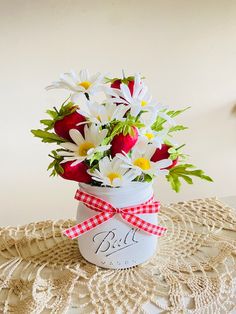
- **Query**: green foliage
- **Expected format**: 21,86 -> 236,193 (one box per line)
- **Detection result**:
31,129 -> 67,143
166,164 -> 213,192
166,107 -> 191,118
151,116 -> 166,132
168,125 -> 188,135
39,119 -> 54,130
104,76 -> 135,84
104,77 -> 119,84
88,151 -> 105,166
143,174 -> 153,182
47,150 -> 64,176
167,144 -> 188,161
133,173 -> 153,183
45,109 -> 58,119
168,147 -> 180,160
108,115 -> 144,141
152,107 -> 190,133
88,161 -> 99,173
40,98 -> 76,131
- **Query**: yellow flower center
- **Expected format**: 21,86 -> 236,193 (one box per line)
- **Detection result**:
145,133 -> 154,140
141,100 -> 147,107
79,81 -> 92,90
107,172 -> 122,184
133,157 -> 151,170
78,142 -> 95,156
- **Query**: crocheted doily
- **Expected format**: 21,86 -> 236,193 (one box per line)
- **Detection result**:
0,198 -> 235,313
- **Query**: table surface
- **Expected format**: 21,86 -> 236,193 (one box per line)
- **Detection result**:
68,195 -> 236,314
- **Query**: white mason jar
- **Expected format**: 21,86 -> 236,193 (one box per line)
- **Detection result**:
76,182 -> 158,269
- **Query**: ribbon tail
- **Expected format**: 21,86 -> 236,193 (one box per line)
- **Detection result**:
122,214 -> 167,237
64,212 -> 114,239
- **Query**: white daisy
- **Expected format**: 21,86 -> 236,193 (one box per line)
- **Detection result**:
139,128 -> 167,149
88,156 -> 139,187
77,101 -> 128,126
107,74 -> 176,127
46,69 -> 104,100
58,125 -> 110,166
117,141 -> 172,176
139,125 -> 178,148
109,74 -> 156,116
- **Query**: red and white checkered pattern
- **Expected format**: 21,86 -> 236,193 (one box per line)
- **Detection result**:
63,190 -> 167,239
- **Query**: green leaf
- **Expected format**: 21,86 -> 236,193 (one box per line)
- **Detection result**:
168,125 -> 188,134
169,153 -> 178,160
47,159 -> 57,171
166,106 -> 191,118
59,102 -> 76,116
143,174 -> 153,182
107,115 -> 144,142
152,107 -> 190,132
54,163 -> 64,175
151,116 -> 166,132
40,119 -> 53,126
167,145 -> 187,161
179,174 -> 193,184
166,164 -> 213,192
31,129 -> 67,143
88,151 -> 105,165
46,109 -> 58,119
47,150 -> 64,176
40,119 -> 55,131
166,173 -> 181,192
104,76 -> 135,84
89,162 -> 99,173
104,77 -> 119,84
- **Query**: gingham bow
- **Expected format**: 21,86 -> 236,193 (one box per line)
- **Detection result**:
63,190 -> 167,239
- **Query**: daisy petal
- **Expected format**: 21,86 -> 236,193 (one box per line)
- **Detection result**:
60,142 -> 78,151
69,129 -> 84,145
156,159 -> 173,169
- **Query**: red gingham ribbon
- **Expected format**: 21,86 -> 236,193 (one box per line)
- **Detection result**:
63,190 -> 167,239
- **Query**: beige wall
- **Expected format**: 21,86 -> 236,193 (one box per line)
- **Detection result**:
1,0 -> 236,226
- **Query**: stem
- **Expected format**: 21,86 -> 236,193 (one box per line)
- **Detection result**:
48,153 -> 62,161
48,154 -> 57,160
176,144 -> 186,151
53,107 -> 59,115
135,111 -> 143,122
122,69 -> 126,79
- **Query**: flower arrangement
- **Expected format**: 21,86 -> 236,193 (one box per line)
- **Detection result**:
31,69 -> 212,192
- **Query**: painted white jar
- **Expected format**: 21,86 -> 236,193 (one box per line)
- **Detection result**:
76,182 -> 158,269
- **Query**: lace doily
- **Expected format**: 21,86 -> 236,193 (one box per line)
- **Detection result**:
0,198 -> 235,313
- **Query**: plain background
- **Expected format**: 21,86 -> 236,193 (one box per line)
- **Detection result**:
0,0 -> 236,226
